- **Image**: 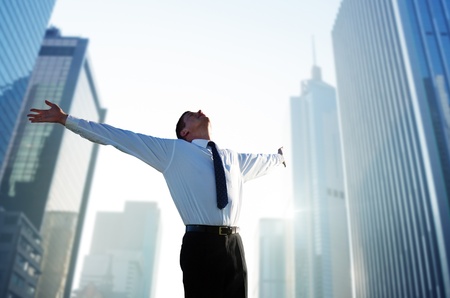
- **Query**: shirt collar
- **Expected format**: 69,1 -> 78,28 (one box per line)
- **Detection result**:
192,139 -> 210,148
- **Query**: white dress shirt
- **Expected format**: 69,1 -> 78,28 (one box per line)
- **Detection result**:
65,116 -> 284,226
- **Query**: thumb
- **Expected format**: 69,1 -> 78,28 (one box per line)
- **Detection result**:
45,100 -> 55,108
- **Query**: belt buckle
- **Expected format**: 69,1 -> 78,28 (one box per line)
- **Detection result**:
219,226 -> 231,235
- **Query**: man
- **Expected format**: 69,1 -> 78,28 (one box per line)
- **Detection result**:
28,100 -> 285,298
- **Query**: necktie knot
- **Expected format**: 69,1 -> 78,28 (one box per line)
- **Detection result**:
208,141 -> 228,209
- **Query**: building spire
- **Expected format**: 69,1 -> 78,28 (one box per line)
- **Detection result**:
311,35 -> 322,81
312,35 -> 317,66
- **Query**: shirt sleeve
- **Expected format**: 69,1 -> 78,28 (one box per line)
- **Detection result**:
238,152 -> 284,182
65,115 -> 174,172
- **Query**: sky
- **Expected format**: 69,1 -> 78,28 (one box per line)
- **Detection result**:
48,0 -> 342,297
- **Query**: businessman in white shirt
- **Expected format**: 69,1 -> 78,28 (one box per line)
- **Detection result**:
28,100 -> 285,298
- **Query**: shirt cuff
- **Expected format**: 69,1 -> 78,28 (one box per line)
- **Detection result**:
65,115 -> 80,131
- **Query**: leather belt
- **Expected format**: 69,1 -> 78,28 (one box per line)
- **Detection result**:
186,225 -> 239,235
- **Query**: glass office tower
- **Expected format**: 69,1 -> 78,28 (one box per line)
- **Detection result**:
290,64 -> 351,298
332,0 -> 450,297
258,218 -> 293,298
0,28 -> 106,298
0,0 -> 56,175
77,202 -> 161,298
0,209 -> 43,298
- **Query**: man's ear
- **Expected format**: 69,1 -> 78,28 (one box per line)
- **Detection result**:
180,128 -> 189,138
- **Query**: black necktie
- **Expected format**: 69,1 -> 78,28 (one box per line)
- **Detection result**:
208,141 -> 228,209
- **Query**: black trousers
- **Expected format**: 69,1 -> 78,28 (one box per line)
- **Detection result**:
180,231 -> 247,298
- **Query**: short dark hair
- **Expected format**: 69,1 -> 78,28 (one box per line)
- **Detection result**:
175,111 -> 189,140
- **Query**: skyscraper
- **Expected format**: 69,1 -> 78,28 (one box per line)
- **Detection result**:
290,63 -> 351,298
0,27 -> 106,298
0,208 -> 43,298
332,0 -> 450,296
0,0 -> 56,174
77,201 -> 161,298
258,218 -> 293,298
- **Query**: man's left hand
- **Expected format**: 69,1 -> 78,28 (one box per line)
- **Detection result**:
278,147 -> 286,167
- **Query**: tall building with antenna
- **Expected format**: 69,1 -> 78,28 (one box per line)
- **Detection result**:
290,40 -> 351,298
332,0 -> 450,296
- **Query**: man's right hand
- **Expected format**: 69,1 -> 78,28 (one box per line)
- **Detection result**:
27,100 -> 68,125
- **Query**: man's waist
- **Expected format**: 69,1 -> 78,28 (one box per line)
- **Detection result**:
185,225 -> 239,235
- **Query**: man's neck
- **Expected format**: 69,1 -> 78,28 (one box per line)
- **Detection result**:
188,129 -> 211,142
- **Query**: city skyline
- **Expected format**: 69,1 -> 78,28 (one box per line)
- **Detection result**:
46,1 -> 342,297
2,0 -> 448,297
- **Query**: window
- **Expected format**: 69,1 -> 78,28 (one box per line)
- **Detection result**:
16,255 -> 28,271
0,251 -> 10,264
4,215 -> 17,225
27,285 -> 35,295
0,233 -> 13,242
27,266 -> 37,278
11,273 -> 25,288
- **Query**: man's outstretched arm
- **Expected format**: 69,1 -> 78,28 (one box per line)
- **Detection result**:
27,100 -> 68,125
27,100 -> 173,172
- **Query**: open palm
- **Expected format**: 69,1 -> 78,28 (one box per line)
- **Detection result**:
27,100 -> 68,125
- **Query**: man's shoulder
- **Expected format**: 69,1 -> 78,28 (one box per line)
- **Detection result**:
174,139 -> 200,149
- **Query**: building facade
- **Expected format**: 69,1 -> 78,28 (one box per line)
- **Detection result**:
0,27 -> 106,298
0,209 -> 43,298
290,64 -> 351,298
77,201 -> 161,298
258,218 -> 293,298
332,0 -> 450,296
0,0 -> 56,176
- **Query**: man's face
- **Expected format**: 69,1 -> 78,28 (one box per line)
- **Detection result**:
181,110 -> 209,139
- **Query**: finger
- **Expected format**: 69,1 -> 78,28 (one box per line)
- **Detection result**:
28,117 -> 43,123
45,100 -> 54,107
